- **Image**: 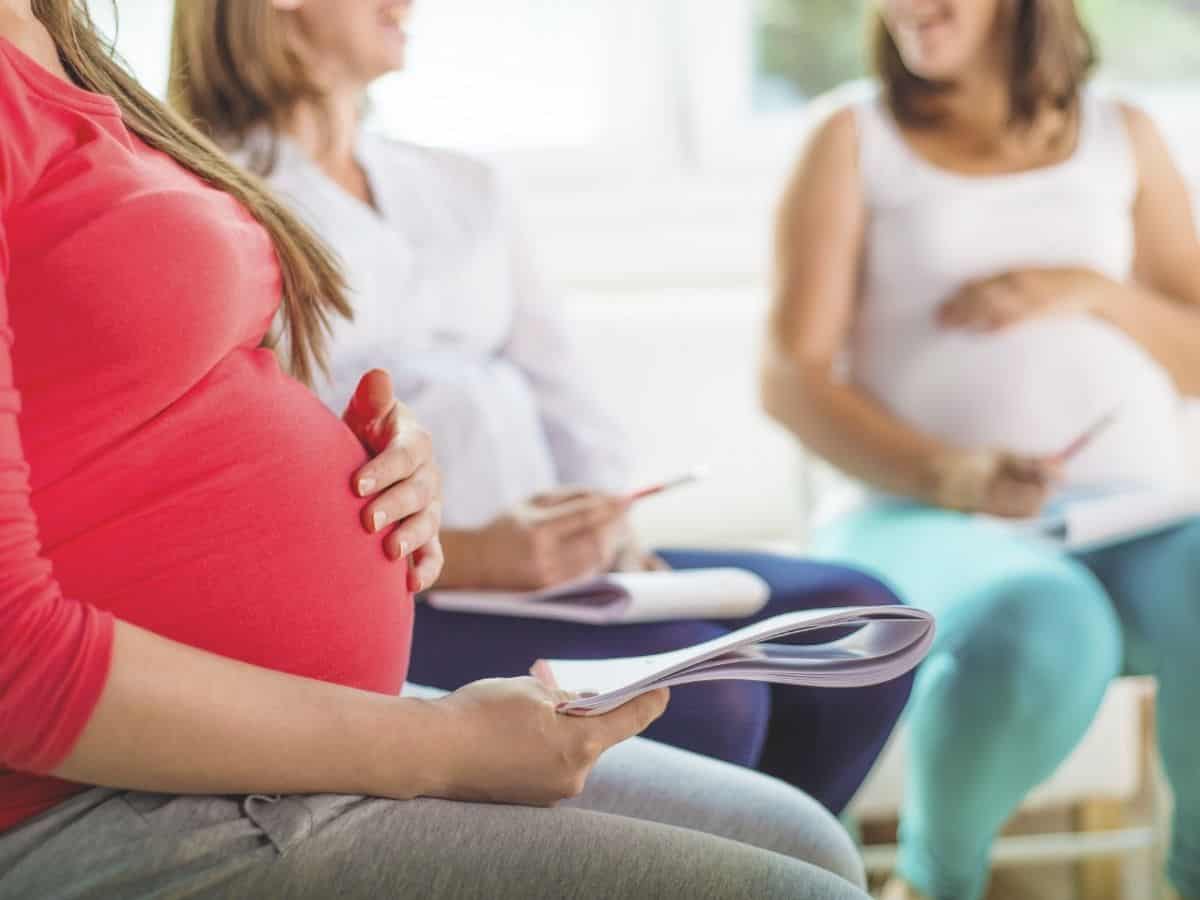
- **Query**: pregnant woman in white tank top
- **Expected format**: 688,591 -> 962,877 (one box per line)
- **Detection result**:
764,2 -> 1200,899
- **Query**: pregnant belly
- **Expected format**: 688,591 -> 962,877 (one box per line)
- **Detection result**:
35,362 -> 413,696
858,315 -> 1186,488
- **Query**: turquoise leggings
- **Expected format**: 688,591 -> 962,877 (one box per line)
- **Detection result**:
811,502 -> 1200,900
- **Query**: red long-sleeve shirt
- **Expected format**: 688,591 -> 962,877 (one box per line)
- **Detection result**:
0,38 -> 412,831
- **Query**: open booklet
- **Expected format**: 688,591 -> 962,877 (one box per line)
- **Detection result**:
978,487 -> 1200,552
426,569 -> 770,625
533,606 -> 935,716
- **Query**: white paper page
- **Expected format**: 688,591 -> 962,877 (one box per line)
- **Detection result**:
976,487 -> 1200,551
552,620 -> 934,714
1064,489 -> 1200,550
544,608 -> 907,695
541,607 -> 934,713
425,576 -> 628,624
426,569 -> 768,624
613,569 -> 769,622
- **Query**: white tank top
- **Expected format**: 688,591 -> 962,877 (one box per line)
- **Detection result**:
850,89 -> 1186,490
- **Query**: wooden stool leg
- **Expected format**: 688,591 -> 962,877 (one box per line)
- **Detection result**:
1075,799 -> 1126,900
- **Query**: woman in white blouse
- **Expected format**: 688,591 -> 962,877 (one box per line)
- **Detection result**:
170,0 -> 912,814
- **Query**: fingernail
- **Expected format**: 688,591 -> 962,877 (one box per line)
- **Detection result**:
372,510 -> 388,532
397,541 -> 409,558
357,478 -> 376,497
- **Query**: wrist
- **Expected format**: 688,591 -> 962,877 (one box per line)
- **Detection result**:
359,695 -> 455,800
915,448 -> 958,507
1080,269 -> 1122,319
434,528 -> 486,590
925,449 -> 993,511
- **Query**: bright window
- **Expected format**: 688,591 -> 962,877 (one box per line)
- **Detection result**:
90,0 -> 173,95
91,0 -> 679,170
87,1 -> 1200,180
755,0 -> 1200,105
370,0 -> 674,162
682,1 -> 1200,175
754,0 -> 869,109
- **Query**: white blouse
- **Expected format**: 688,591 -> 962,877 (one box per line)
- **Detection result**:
234,133 -> 632,529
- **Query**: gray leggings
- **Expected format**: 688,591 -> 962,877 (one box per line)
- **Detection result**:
0,736 -> 868,899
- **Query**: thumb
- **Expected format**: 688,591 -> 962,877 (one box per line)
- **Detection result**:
344,369 -> 397,450
530,659 -> 561,689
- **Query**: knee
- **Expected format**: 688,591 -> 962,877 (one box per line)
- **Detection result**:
650,682 -> 770,767
742,776 -> 866,888
704,681 -> 770,739
1122,522 -> 1200,654
810,565 -> 905,610
870,664 -> 917,724
1156,518 -> 1200,563
781,793 -> 867,888
937,570 -> 1122,725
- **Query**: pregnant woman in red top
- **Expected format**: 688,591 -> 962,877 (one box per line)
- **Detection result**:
0,2 -> 870,898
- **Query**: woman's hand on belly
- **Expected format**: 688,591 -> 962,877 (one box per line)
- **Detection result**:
939,267 -> 1111,332
343,370 -> 444,592
931,448 -> 1059,518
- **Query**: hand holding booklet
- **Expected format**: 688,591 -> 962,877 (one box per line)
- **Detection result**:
533,606 -> 935,716
979,486 -> 1200,552
973,405 -> 1200,551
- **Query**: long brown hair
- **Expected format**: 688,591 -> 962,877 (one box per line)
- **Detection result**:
168,0 -> 327,175
872,0 -> 1097,128
32,0 -> 349,385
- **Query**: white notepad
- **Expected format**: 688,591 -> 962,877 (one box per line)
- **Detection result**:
979,487 -> 1200,552
426,568 -> 770,625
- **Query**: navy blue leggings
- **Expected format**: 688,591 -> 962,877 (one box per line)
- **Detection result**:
409,550 -> 914,814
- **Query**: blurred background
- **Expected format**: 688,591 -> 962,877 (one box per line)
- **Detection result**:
93,0 -> 1200,550
94,5 -> 1197,895
96,0 -> 1200,292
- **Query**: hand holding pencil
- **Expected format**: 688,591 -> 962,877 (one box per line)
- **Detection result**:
932,450 -> 1059,518
931,408 -> 1119,518
513,469 -> 709,580
452,491 -> 630,591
